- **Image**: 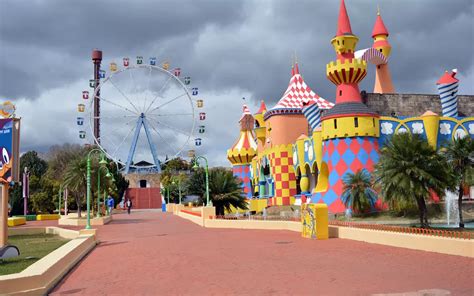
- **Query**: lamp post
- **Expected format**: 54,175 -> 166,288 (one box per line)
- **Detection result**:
97,164 -> 112,218
22,167 -> 29,216
86,148 -> 106,229
58,184 -> 65,216
172,177 -> 182,204
167,185 -> 170,204
192,156 -> 209,206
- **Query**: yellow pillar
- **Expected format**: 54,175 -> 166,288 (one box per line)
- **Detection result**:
421,111 -> 440,150
301,203 -> 328,240
314,204 -> 328,240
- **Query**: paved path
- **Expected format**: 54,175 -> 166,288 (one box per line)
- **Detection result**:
50,211 -> 473,295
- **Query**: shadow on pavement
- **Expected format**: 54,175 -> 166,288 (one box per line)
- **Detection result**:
97,240 -> 129,248
109,219 -> 144,225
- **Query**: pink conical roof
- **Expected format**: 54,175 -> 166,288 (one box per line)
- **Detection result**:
436,70 -> 459,85
336,0 -> 353,36
269,63 -> 334,111
372,13 -> 389,37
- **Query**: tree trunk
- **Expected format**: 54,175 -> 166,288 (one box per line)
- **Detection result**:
416,197 -> 428,228
458,183 -> 464,228
76,194 -> 82,218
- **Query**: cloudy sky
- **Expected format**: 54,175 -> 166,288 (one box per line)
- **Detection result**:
0,0 -> 473,166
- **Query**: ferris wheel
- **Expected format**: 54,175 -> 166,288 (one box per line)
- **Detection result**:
76,56 -> 206,173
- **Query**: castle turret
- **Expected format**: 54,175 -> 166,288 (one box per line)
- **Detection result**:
316,0 -> 380,213
227,105 -> 257,198
372,7 -> 395,93
436,69 -> 459,117
254,100 -> 267,149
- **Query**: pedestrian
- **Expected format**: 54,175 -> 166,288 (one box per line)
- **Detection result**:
126,198 -> 132,214
107,195 -> 115,215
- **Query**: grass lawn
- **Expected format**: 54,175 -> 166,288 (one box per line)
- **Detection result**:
0,234 -> 70,276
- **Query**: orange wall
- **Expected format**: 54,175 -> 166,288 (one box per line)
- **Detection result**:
266,115 -> 308,147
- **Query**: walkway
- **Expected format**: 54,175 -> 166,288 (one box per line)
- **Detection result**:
51,211 -> 473,295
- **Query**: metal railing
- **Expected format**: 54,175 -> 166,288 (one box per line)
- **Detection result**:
213,215 -> 300,222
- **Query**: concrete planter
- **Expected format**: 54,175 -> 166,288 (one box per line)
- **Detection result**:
1,227 -> 97,295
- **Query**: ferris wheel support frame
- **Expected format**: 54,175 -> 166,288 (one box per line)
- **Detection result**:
124,113 -> 162,174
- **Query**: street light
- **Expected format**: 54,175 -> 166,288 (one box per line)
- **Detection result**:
192,156 -> 210,206
172,177 -> 182,204
86,148 -> 106,229
97,165 -> 112,218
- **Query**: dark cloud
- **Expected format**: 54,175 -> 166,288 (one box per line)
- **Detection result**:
0,0 -> 472,165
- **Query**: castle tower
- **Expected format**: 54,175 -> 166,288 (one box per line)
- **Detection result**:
372,7 -> 395,93
262,62 -> 334,202
436,69 -> 459,117
227,105 -> 257,198
316,0 -> 380,213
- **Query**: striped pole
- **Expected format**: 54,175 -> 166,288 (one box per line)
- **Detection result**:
436,70 -> 459,117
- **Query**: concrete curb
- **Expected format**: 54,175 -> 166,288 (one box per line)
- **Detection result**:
0,227 -> 97,295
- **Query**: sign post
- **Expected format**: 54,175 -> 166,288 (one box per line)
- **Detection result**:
0,116 -> 21,249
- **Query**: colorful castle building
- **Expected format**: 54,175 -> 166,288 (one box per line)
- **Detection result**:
227,0 -> 474,213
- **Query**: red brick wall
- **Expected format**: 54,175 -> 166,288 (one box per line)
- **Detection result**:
126,188 -> 162,209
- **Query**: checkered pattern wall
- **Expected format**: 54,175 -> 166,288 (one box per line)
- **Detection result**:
312,137 -> 380,213
232,165 -> 253,198
269,149 -> 298,198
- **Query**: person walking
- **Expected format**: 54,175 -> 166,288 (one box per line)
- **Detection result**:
107,195 -> 115,215
126,198 -> 132,214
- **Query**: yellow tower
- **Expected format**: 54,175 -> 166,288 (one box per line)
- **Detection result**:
253,100 -> 267,150
227,105 -> 258,198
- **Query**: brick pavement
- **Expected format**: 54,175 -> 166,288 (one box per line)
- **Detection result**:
49,210 -> 473,295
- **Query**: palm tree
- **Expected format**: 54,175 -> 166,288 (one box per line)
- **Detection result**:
375,133 -> 451,228
341,169 -> 378,214
442,136 -> 474,228
188,168 -> 247,215
64,156 -> 88,218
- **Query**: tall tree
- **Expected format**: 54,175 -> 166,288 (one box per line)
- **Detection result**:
9,151 -> 48,215
341,169 -> 378,214
46,143 -> 84,180
442,136 -> 474,228
375,133 -> 451,228
20,151 -> 48,177
186,167 -> 206,202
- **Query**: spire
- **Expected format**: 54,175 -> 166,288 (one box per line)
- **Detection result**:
238,104 -> 254,132
372,7 -> 389,38
294,52 -> 299,74
257,100 -> 267,114
336,0 -> 353,36
242,104 -> 251,115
